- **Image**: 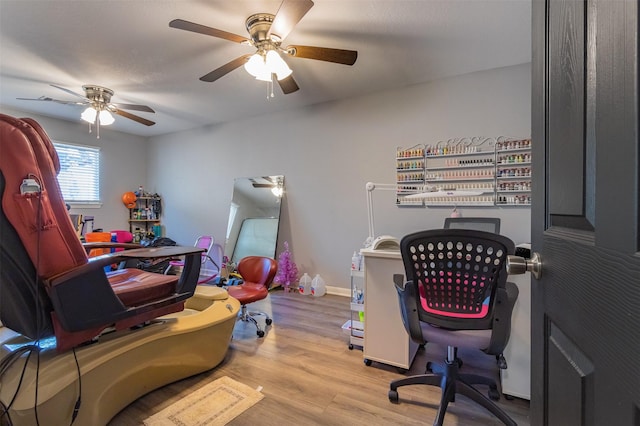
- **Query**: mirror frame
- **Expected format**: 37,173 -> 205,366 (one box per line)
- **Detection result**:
224,176 -> 284,264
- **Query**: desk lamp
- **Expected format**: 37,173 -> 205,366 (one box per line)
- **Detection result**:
364,182 -> 484,248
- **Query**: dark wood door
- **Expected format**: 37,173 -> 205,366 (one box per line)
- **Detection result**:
531,0 -> 640,424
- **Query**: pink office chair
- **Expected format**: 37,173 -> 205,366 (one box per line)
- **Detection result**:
165,235 -> 219,283
200,242 -> 224,284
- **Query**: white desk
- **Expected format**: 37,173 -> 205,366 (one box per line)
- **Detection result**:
361,248 -> 419,370
500,272 -> 531,400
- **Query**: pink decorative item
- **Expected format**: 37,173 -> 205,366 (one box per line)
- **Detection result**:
274,241 -> 298,292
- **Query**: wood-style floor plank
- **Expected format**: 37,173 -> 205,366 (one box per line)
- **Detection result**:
109,289 -> 530,425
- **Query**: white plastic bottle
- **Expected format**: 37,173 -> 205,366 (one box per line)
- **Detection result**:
298,273 -> 312,295
351,251 -> 359,270
311,274 -> 326,297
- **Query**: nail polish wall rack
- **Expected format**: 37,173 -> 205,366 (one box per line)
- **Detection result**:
395,137 -> 532,207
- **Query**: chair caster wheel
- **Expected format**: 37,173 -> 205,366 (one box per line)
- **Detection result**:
488,387 -> 500,401
257,330 -> 265,338
388,389 -> 399,403
364,358 -> 372,366
348,344 -> 354,350
265,318 -> 273,325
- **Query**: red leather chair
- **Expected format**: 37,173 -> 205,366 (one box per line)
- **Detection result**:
226,256 -> 278,337
0,114 -> 203,352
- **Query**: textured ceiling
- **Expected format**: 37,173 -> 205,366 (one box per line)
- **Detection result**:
0,0 -> 531,137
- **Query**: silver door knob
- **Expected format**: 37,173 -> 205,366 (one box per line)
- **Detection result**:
506,252 -> 542,279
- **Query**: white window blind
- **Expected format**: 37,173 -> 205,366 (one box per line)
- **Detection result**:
53,142 -> 100,203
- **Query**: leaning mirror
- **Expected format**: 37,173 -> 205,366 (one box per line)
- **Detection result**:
225,176 -> 284,264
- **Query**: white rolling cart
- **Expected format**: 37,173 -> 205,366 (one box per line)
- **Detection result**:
344,269 -> 365,350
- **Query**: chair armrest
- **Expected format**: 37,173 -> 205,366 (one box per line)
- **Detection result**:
44,246 -> 204,333
394,275 -> 426,345
47,246 -> 204,287
485,281 -> 519,355
83,241 -> 143,253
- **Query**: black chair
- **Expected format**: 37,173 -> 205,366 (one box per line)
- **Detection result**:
389,229 -> 518,426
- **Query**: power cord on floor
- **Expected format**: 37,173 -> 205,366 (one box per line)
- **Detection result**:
70,349 -> 81,425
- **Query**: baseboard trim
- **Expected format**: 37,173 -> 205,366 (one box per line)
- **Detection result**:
326,286 -> 350,298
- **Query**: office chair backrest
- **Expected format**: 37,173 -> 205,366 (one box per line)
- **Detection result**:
195,235 -> 214,250
400,228 -> 515,330
443,217 -> 501,234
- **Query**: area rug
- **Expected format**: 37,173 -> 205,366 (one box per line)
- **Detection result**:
143,376 -> 264,426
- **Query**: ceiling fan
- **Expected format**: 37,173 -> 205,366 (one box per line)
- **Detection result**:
17,84 -> 155,136
169,0 -> 358,95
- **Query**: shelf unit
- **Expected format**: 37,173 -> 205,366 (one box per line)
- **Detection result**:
495,141 -> 532,206
344,269 -> 365,350
395,144 -> 426,206
128,194 -> 162,240
395,137 -> 531,207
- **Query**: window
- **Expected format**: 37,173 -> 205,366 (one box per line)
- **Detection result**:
53,142 -> 100,204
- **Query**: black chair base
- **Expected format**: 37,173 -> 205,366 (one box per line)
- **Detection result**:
388,357 -> 517,426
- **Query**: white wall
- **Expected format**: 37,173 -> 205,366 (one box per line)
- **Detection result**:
148,63 -> 532,290
0,106 -> 148,232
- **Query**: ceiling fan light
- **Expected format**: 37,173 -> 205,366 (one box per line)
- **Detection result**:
266,50 -> 292,80
99,110 -> 115,125
244,53 -> 266,78
275,67 -> 293,80
81,107 -> 97,123
255,69 -> 273,82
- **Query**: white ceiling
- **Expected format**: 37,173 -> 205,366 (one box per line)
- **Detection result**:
0,0 -> 531,138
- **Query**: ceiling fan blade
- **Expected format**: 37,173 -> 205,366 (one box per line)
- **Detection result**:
286,45 -> 357,65
50,84 -> 88,100
17,96 -> 86,106
169,19 -> 249,44
277,75 -> 299,94
200,54 -> 252,82
267,0 -> 314,41
110,103 -> 155,113
112,109 -> 156,126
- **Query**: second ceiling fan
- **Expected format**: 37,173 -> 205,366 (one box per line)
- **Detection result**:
169,0 -> 357,95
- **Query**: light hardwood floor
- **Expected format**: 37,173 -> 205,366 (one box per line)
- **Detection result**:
110,289 -> 530,425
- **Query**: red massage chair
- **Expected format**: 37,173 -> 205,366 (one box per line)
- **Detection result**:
0,114 -> 202,352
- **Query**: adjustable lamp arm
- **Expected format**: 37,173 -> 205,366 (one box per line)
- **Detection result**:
365,182 -> 403,247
